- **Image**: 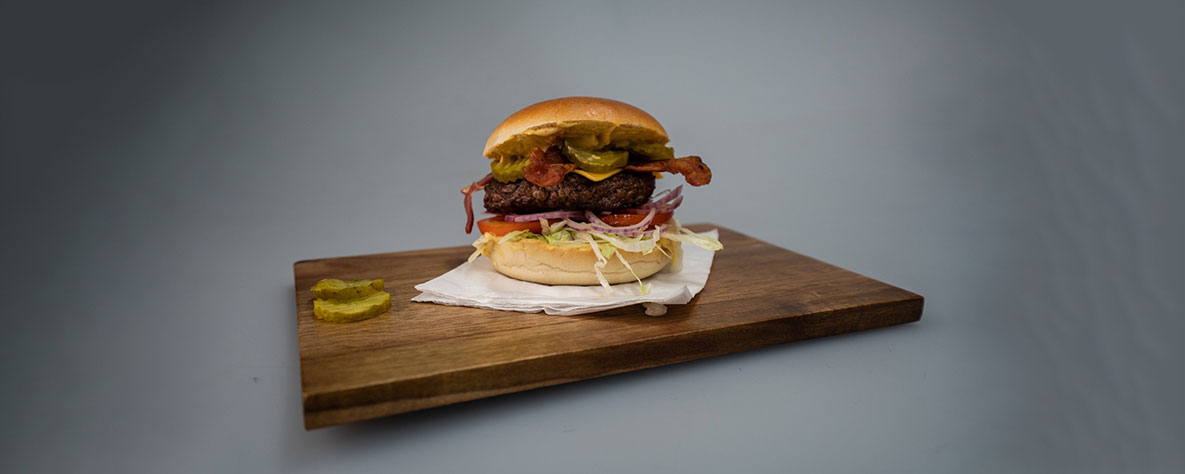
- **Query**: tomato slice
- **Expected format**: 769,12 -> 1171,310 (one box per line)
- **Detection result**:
476,217 -> 543,236
598,211 -> 674,228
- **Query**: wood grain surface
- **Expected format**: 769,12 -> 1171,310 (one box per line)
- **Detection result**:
294,224 -> 923,429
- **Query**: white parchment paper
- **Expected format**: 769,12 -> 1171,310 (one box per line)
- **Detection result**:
411,230 -> 718,315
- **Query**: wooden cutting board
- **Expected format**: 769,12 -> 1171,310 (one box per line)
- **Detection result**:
294,224 -> 922,429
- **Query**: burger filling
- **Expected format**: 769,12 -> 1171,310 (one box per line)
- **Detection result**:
484,171 -> 656,214
462,142 -> 721,292
478,142 -> 710,217
491,144 -> 711,188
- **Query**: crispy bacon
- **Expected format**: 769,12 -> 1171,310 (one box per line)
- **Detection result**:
523,146 -> 577,187
625,156 -> 712,186
520,146 -> 712,188
462,173 -> 493,233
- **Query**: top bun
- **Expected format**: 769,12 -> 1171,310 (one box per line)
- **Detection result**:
483,97 -> 669,160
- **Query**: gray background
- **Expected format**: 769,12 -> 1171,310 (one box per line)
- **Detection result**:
2,0 -> 1182,472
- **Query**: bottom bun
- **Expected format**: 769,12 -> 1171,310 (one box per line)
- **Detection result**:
487,237 -> 679,285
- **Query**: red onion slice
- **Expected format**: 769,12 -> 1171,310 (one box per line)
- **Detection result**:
565,208 -> 657,236
641,185 -> 683,209
502,210 -> 584,222
647,187 -> 673,204
616,195 -> 683,215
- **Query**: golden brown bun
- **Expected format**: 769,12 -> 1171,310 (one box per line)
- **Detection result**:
485,236 -> 679,285
483,97 -> 670,160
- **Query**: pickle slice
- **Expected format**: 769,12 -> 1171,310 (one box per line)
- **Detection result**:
563,143 -> 628,172
311,278 -> 384,300
490,156 -> 530,183
313,291 -> 391,323
627,142 -> 675,161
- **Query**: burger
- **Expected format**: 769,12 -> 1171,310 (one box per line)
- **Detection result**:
462,97 -> 722,290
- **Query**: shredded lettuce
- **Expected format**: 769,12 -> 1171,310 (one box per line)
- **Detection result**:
469,233 -> 496,263
582,233 -> 612,291
545,229 -> 575,245
659,218 -> 723,251
497,229 -> 531,244
614,250 -> 651,295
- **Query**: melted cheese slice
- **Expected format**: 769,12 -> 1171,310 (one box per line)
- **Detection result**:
571,169 -> 622,181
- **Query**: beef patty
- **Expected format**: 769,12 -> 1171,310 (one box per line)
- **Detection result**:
484,171 -> 655,214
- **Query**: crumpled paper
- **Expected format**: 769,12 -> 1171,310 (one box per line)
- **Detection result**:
412,230 -> 718,315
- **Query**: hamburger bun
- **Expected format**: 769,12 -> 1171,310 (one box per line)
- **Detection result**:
485,237 -> 680,285
483,97 -> 670,160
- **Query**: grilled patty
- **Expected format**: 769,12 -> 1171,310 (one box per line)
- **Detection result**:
484,171 -> 655,214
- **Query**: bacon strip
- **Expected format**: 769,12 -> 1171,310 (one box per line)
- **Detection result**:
523,146 -> 577,187
521,146 -> 712,187
462,173 -> 493,233
625,156 -> 712,186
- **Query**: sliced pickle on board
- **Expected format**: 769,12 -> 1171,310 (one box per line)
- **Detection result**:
311,278 -> 384,300
313,291 -> 391,323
